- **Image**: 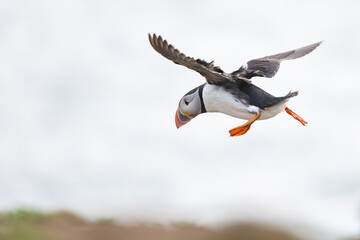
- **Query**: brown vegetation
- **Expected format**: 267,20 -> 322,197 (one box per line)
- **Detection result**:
0,209 -> 348,240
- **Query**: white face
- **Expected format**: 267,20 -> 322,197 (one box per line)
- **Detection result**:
178,88 -> 202,118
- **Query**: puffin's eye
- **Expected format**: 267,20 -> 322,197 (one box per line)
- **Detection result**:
184,99 -> 189,105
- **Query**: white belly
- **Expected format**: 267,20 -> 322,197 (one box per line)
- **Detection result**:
202,84 -> 285,120
260,102 -> 287,120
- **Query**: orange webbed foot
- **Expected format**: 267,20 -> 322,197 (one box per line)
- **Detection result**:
229,125 -> 251,136
229,113 -> 261,137
285,107 -> 307,126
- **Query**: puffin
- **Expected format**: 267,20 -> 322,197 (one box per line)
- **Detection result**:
148,34 -> 321,136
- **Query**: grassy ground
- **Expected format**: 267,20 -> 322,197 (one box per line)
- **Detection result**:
0,209 -> 357,240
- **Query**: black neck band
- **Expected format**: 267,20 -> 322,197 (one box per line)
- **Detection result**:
198,84 -> 207,113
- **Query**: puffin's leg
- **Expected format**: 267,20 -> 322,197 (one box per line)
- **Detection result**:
284,107 -> 307,125
229,113 -> 261,137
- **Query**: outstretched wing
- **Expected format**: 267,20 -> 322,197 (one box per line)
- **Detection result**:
148,34 -> 232,85
231,41 -> 322,80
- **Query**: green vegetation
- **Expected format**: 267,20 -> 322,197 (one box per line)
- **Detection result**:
0,208 -> 355,240
0,209 -> 299,240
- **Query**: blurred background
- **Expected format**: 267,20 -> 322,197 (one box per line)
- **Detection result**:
0,0 -> 359,239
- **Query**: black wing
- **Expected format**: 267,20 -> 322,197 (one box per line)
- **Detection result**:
148,34 -> 232,85
231,41 -> 322,80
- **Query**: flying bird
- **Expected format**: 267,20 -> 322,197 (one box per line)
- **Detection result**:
148,34 -> 321,136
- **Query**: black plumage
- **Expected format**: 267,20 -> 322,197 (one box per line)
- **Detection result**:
222,81 -> 298,110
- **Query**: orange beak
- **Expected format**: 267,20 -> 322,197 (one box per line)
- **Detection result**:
175,108 -> 191,129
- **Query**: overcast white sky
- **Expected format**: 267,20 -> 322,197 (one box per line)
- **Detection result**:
0,0 -> 359,239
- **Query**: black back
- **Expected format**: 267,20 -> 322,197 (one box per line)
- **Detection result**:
222,81 -> 292,110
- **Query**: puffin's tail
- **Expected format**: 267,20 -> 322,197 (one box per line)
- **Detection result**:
284,91 -> 298,99
275,91 -> 298,104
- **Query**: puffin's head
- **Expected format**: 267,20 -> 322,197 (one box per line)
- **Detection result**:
175,85 -> 205,128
